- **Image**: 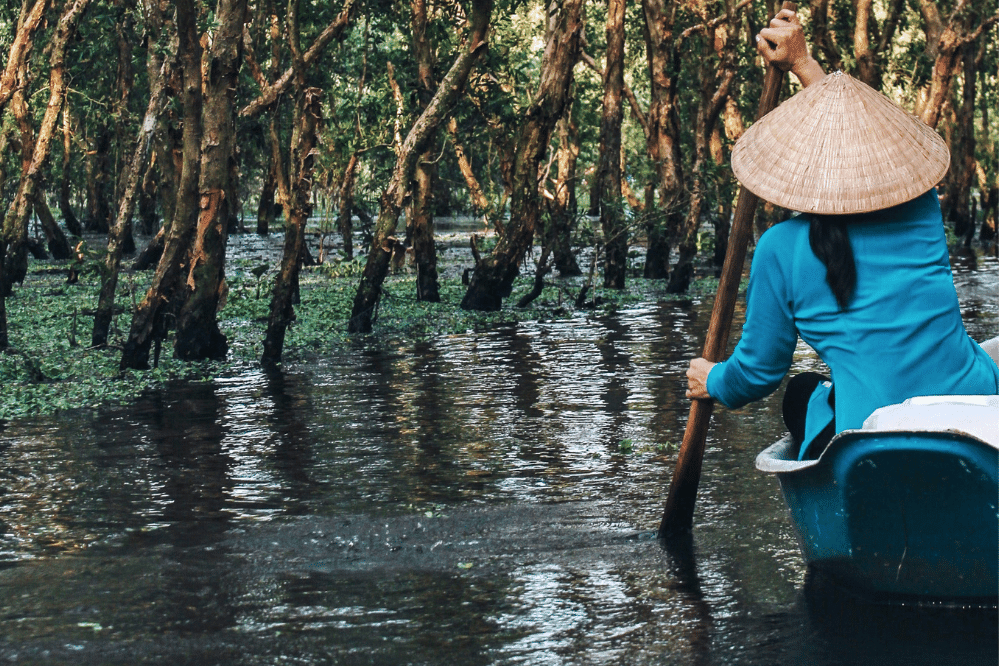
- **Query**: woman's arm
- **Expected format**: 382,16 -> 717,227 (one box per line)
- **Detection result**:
756,8 -> 825,87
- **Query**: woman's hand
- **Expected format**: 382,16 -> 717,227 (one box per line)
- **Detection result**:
756,9 -> 825,87
686,358 -> 717,400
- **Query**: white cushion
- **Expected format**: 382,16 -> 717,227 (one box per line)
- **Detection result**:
862,395 -> 999,447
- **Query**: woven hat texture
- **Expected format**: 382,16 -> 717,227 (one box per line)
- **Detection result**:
730,71 -> 949,215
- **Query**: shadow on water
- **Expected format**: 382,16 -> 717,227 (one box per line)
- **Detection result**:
0,253 -> 995,664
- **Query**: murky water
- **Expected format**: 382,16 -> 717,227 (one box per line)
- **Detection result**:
0,250 -> 996,665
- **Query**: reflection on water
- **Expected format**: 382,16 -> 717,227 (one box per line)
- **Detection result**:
0,255 -> 995,664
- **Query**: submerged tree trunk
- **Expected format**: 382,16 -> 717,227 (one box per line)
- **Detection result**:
349,0 -> 493,332
121,0 -> 204,369
460,0 -> 582,311
549,116 -> 582,276
410,0 -> 440,303
598,0 -> 627,289
93,0 -> 170,347
262,85 -> 322,365
173,0 -> 248,362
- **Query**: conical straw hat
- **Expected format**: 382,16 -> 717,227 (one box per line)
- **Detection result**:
731,71 -> 950,215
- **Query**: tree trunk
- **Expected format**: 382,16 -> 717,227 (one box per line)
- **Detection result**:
1,0 -> 91,350
137,162 -> 160,235
93,0 -> 169,347
640,0 -> 684,280
349,0 -> 493,331
667,16 -> 737,293
978,64 -> 997,243
113,0 -> 137,207
460,0 -> 581,312
944,38 -> 977,240
2,0 -> 89,288
809,0 -> 843,71
913,0 -> 992,130
446,116 -> 489,214
0,0 -> 49,113
549,115 -> 582,276
262,86 -> 322,365
60,103 -> 82,236
256,143 -> 280,235
34,197 -> 72,260
412,150 -> 440,301
337,152 -> 358,260
83,124 -> 114,233
173,0 -> 248,362
410,0 -> 440,303
121,0 -> 204,369
599,0 -> 627,289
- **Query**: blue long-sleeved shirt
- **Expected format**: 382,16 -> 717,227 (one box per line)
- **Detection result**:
706,189 -> 999,440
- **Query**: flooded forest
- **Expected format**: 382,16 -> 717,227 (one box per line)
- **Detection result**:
0,0 -> 997,664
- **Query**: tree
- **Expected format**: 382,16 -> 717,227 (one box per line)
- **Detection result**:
666,1 -> 743,294
92,0 -> 172,347
349,0 -> 493,331
1,0 -> 91,350
597,0 -> 627,289
261,0 -> 359,364
460,0 -> 583,311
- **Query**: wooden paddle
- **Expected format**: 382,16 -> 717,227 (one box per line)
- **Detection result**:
658,1 -> 796,539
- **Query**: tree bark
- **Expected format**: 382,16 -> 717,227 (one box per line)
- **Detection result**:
446,116 -> 489,214
256,141 -> 281,235
1,0 -> 91,350
944,37 -> 979,240
83,124 -> 114,233
599,0 -> 627,289
0,0 -> 49,113
34,197 -> 72,260
262,84 -> 322,365
121,0 -> 204,369
914,0 -> 997,130
809,0 -> 843,72
239,0 -> 360,119
93,0 -> 170,347
460,0 -> 581,312
410,0 -> 440,303
349,0 -> 493,331
640,0 -> 684,280
549,115 -> 582,276
337,152 -> 358,259
59,103 -> 82,236
173,0 -> 248,362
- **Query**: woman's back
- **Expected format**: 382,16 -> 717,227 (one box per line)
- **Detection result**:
766,189 -> 998,431
707,189 -> 999,433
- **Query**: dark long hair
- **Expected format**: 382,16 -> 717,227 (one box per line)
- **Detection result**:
809,216 -> 856,310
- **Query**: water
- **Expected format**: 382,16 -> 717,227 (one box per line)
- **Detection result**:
0,252 -> 996,665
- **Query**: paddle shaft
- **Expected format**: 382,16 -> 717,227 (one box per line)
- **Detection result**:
658,1 -> 795,538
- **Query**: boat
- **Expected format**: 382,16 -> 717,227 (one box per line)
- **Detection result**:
756,394 -> 999,604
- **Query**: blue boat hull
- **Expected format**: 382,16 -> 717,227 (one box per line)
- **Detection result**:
757,430 -> 999,603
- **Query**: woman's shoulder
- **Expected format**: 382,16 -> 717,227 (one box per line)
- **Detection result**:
757,215 -> 810,254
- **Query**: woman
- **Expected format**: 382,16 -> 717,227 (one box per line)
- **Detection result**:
685,10 -> 999,459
